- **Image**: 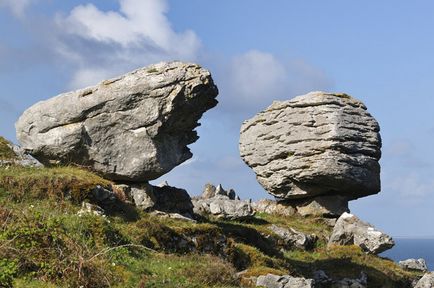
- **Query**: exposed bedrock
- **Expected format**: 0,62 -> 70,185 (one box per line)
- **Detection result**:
239,91 -> 381,201
16,62 -> 218,182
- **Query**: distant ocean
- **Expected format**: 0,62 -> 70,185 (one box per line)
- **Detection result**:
381,238 -> 434,270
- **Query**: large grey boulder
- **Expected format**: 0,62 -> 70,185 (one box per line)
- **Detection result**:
256,274 -> 315,288
398,258 -> 428,272
239,91 -> 381,200
328,212 -> 394,254
16,62 -> 218,182
414,272 -> 434,288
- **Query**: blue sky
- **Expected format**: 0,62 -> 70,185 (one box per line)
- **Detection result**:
1,0 -> 434,237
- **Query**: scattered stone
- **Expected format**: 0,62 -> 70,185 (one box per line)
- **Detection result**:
398,258 -> 428,272
200,183 -> 239,200
130,183 -> 156,210
0,137 -> 42,167
313,270 -> 332,286
332,272 -> 367,288
252,199 -> 296,216
193,197 -> 254,220
328,212 -> 394,254
414,272 -> 434,288
150,211 -> 197,223
16,61 -> 218,182
90,185 -> 118,206
256,274 -> 315,288
269,225 -> 317,250
239,91 -> 381,201
77,202 -> 105,217
130,183 -> 193,216
293,195 -> 349,218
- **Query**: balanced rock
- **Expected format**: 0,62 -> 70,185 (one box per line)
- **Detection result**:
16,62 -> 218,182
328,212 -> 394,254
239,91 -> 381,200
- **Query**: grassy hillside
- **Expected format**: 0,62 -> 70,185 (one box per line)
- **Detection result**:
0,159 -> 423,287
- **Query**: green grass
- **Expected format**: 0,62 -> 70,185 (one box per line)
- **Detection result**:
0,165 -> 112,202
0,137 -> 16,160
0,163 -> 423,288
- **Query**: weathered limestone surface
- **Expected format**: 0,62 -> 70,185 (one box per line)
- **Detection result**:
239,91 -> 381,200
256,274 -> 315,288
328,212 -> 394,254
16,62 -> 218,182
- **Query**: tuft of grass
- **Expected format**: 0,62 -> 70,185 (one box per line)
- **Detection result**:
0,165 -> 112,202
0,137 -> 16,160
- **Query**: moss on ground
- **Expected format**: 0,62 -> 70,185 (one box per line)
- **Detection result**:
0,137 -> 16,160
0,165 -> 112,202
0,164 -> 423,287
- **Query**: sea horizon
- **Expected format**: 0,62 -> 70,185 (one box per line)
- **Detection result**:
381,238 -> 434,270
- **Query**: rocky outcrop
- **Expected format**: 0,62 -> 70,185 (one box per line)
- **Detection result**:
252,199 -> 296,216
328,212 -> 394,254
16,62 -> 218,182
239,92 -> 381,202
398,258 -> 428,272
252,195 -> 348,218
125,182 -> 194,216
0,136 -> 41,167
201,183 -> 239,200
256,274 -> 315,288
414,272 -> 434,288
269,224 -> 317,250
193,184 -> 254,220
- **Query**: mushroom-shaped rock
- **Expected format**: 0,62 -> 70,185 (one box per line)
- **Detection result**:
327,212 -> 394,254
239,91 -> 381,200
16,62 -> 218,182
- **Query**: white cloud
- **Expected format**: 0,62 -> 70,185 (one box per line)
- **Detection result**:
218,50 -> 332,117
0,0 -> 34,17
386,173 -> 434,203
54,0 -> 200,88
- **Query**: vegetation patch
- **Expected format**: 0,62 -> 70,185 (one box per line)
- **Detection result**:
0,164 -> 424,287
0,137 -> 16,160
0,166 -> 112,202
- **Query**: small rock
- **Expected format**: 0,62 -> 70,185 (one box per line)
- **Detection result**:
332,272 -> 367,288
193,197 -> 254,220
256,274 -> 315,288
269,224 -> 317,250
313,270 -> 332,285
0,137 -> 42,167
130,183 -> 157,210
399,258 -> 428,272
77,202 -> 105,217
328,212 -> 394,254
151,211 -> 196,223
130,183 -> 193,216
252,199 -> 296,216
293,195 -> 349,218
414,272 -> 434,288
201,183 -> 239,200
